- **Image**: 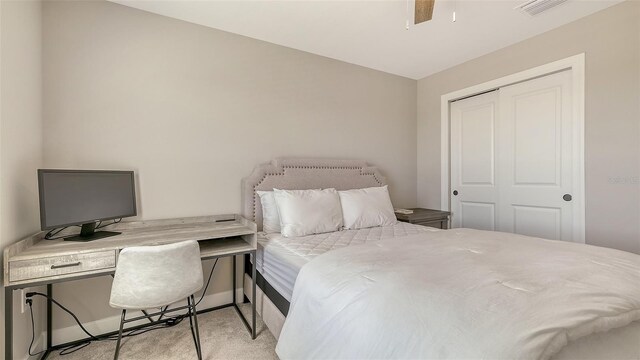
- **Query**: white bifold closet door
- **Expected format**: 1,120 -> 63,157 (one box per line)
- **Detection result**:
450,70 -> 574,241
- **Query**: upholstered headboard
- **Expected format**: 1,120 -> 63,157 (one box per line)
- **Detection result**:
242,158 -> 387,231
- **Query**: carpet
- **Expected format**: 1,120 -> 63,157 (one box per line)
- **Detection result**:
47,305 -> 279,360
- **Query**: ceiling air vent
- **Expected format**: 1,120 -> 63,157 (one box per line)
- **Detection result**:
515,0 -> 568,16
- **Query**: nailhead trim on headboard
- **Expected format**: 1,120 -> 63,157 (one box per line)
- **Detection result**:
250,166 -> 384,221
242,158 -> 388,226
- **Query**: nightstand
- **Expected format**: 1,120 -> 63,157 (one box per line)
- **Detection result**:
395,208 -> 451,229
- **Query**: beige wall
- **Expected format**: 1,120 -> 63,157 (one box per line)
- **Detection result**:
42,0 -> 417,336
417,0 -> 640,254
1,0 -> 45,357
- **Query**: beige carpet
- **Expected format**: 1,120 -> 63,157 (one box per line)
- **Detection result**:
48,305 -> 279,360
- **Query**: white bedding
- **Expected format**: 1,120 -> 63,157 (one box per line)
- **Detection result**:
256,222 -> 438,301
277,228 -> 640,359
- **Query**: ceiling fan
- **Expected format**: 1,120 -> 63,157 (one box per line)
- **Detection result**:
414,0 -> 436,24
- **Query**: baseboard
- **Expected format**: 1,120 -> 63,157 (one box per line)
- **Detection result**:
22,332 -> 45,360
49,287 -> 244,346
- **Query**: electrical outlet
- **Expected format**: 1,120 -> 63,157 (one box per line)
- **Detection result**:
21,289 -> 25,314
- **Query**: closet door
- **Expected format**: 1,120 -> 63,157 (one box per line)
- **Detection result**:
450,91 -> 499,231
497,70 -> 574,241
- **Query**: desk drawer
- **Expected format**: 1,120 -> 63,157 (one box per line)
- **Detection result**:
9,250 -> 117,283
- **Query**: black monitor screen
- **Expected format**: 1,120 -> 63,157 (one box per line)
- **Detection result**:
38,170 -> 137,230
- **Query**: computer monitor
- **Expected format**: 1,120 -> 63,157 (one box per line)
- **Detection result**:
38,169 -> 137,241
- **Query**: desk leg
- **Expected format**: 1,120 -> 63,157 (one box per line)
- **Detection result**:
232,255 -> 236,305
251,252 -> 256,340
5,286 -> 13,360
47,284 -> 52,352
230,252 -> 256,340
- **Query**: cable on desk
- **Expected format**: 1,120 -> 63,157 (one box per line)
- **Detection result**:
44,226 -> 80,240
96,218 -> 122,230
197,257 -> 219,307
44,218 -> 122,241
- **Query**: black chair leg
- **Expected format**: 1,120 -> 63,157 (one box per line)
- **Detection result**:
114,309 -> 126,360
190,295 -> 203,360
187,297 -> 199,357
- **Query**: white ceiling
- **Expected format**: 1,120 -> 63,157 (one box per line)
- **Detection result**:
110,0 -> 623,79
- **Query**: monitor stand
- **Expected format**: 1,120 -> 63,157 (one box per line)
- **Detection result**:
65,222 -> 121,242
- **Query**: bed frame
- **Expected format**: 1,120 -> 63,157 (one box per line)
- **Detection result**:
241,158 -> 387,321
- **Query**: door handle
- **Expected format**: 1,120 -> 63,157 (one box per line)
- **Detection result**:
563,194 -> 572,201
453,190 -> 459,196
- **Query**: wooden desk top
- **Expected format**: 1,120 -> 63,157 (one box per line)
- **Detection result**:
3,214 -> 257,287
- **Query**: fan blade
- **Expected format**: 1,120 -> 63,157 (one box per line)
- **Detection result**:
415,0 -> 435,24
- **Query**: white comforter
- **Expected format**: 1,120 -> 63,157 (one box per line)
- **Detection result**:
276,228 -> 640,359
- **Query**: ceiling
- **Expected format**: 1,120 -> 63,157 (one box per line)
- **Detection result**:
109,0 -> 623,79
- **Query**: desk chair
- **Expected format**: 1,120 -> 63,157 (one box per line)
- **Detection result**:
109,240 -> 204,360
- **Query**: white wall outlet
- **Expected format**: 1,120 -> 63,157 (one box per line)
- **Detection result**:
21,289 -> 25,314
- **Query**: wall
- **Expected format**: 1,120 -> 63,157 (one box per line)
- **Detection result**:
0,0 -> 44,358
417,0 -> 640,254
42,0 -> 417,339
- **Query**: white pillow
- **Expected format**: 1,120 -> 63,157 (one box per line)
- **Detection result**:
256,191 -> 281,233
273,188 -> 343,237
338,185 -> 397,230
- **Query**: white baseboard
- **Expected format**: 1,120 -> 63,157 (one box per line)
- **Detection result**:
49,287 -> 244,346
22,332 -> 45,360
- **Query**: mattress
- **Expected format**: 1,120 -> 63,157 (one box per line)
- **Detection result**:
255,222 -> 439,301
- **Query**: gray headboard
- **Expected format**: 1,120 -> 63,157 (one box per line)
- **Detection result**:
242,158 -> 387,231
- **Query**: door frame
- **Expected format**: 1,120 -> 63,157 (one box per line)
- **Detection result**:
440,53 -> 585,243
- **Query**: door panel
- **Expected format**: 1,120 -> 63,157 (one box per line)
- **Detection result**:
450,91 -> 499,230
513,205 -> 561,240
498,70 -> 573,241
461,105 -> 495,185
513,88 -> 562,186
460,202 -> 496,231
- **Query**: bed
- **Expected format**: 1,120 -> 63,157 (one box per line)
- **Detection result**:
256,221 -> 438,302
242,158 -> 640,359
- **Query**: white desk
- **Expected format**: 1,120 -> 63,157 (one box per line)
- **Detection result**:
3,214 -> 257,360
